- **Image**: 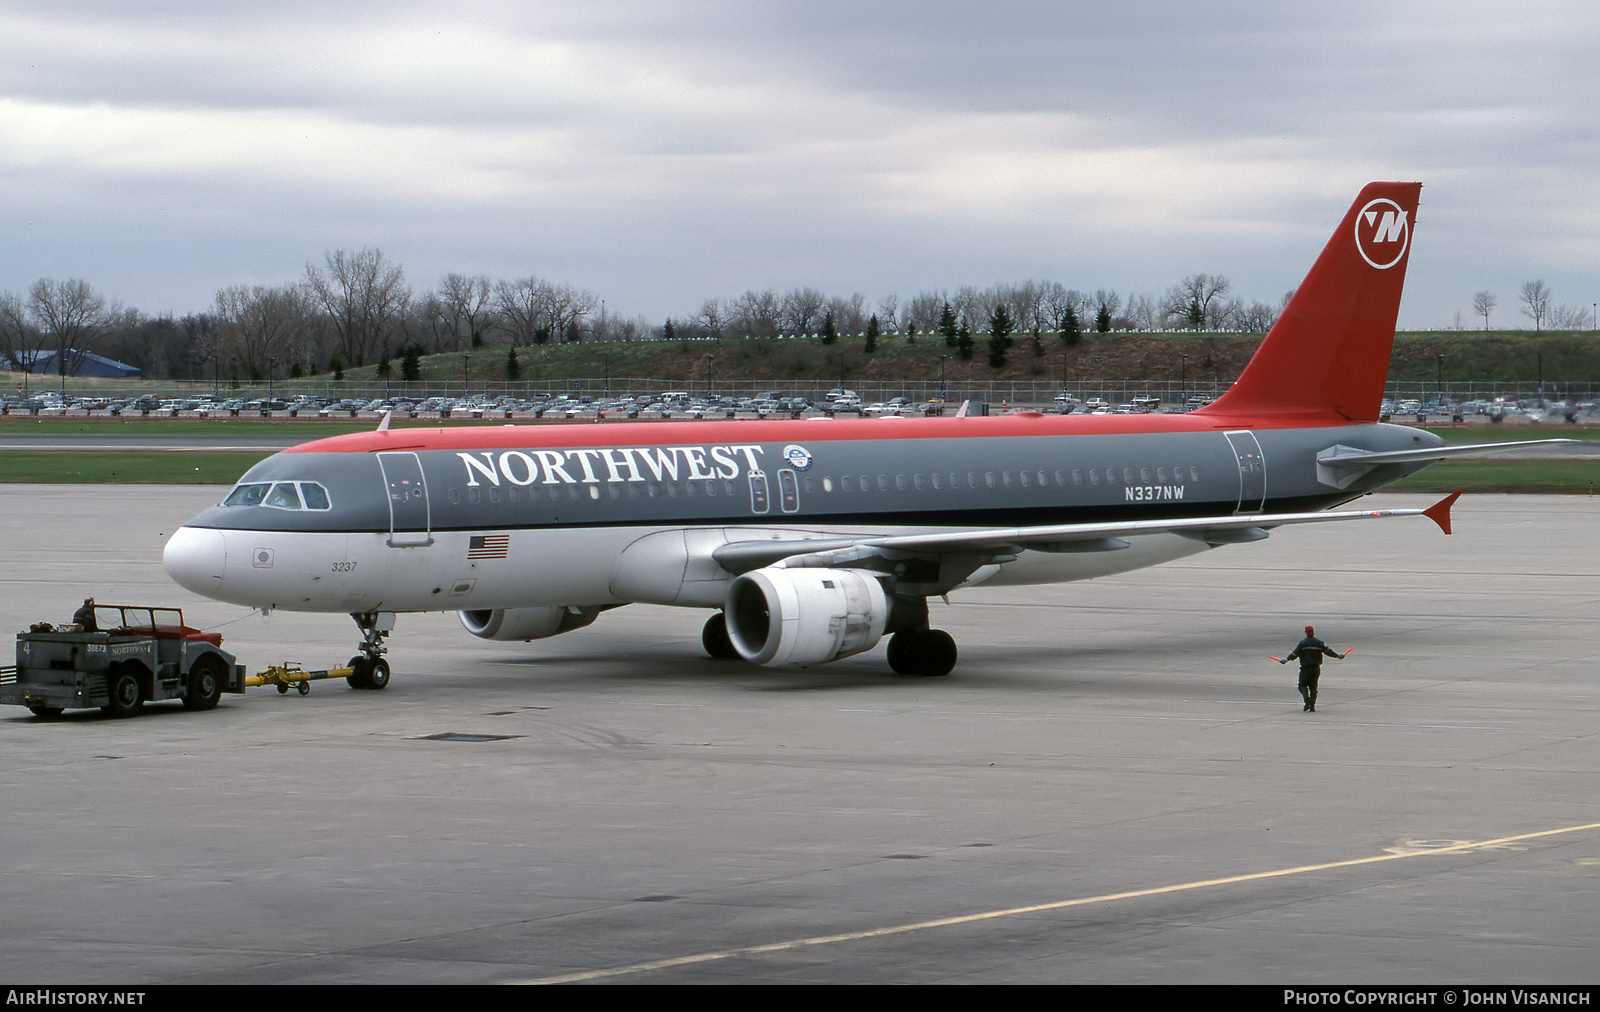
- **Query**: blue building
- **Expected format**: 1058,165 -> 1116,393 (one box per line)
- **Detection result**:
0,350 -> 141,378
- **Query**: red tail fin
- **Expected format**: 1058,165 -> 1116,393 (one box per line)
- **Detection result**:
1197,182 -> 1422,423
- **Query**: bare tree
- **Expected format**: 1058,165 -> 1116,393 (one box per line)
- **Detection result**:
876,294 -> 901,333
548,283 -> 597,342
303,248 -> 409,366
696,297 -> 726,339
1471,290 -> 1496,331
1233,300 -> 1280,334
28,278 -> 116,376
1550,303 -> 1591,329
826,293 -> 868,335
1519,280 -> 1551,331
780,287 -> 827,335
729,289 -> 780,338
906,291 -> 947,333
1162,274 -> 1231,330
0,290 -> 42,374
1123,292 -> 1161,331
214,284 -> 308,380
437,273 -> 494,351
494,276 -> 554,347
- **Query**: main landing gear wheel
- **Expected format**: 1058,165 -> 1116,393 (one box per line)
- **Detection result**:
702,613 -> 738,659
102,666 -> 145,717
182,657 -> 225,711
886,629 -> 958,677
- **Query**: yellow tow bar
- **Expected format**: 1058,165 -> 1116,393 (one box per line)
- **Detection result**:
245,663 -> 357,696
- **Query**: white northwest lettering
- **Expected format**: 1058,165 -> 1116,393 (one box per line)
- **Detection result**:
635,447 -> 681,482
459,444 -> 770,488
532,450 -> 575,484
459,452 -> 500,488
499,451 -> 537,486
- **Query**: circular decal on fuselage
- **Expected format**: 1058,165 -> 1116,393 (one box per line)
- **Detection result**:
783,444 -> 813,471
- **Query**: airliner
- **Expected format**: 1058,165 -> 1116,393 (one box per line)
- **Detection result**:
163,182 -> 1551,685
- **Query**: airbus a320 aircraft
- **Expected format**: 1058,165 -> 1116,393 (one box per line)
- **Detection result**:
164,182 -> 1548,685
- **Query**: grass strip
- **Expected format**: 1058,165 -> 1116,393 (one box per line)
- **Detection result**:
1388,459 -> 1600,494
0,451 -> 272,484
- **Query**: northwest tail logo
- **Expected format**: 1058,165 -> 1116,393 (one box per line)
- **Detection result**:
1355,198 -> 1409,269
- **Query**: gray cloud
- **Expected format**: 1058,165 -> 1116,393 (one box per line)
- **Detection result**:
0,1 -> 1595,329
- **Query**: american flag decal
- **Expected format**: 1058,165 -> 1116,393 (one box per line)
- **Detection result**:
468,534 -> 510,560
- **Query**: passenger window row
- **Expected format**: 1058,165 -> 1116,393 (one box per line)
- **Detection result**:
817,466 -> 1200,493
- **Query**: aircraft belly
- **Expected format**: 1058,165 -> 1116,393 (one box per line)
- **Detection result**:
979,534 -> 1212,587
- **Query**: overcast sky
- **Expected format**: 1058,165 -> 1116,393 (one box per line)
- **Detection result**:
2,1 -> 1596,330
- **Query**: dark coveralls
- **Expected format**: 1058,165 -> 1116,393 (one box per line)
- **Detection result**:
72,601 -> 97,633
1285,636 -> 1340,711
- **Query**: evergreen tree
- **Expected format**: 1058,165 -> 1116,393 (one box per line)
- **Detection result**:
400,344 -> 422,382
820,310 -> 837,346
1059,308 -> 1081,347
864,314 -> 880,353
938,302 -> 958,348
376,354 -> 392,379
329,356 -> 344,381
506,347 -> 521,381
1095,304 -> 1112,333
986,305 -> 1013,368
663,318 -> 676,342
1029,327 -> 1044,358
955,321 -> 973,361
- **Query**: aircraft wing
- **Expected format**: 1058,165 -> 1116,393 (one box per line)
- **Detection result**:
712,492 -> 1461,576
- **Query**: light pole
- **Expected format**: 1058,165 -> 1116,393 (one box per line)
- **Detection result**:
601,352 -> 610,397
462,355 -> 469,398
267,356 -> 275,407
1436,353 -> 1444,405
1180,352 -> 1188,406
939,354 -> 948,403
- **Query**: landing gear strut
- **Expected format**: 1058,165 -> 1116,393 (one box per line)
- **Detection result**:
346,612 -> 394,690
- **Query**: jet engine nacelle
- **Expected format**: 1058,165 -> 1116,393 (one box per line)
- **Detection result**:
724,567 -> 889,667
459,606 -> 602,642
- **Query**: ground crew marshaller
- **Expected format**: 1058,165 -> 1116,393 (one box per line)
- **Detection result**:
1281,625 -> 1342,711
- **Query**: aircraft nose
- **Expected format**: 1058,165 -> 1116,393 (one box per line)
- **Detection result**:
164,526 -> 226,597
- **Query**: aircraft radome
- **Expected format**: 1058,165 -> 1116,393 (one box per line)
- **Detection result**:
163,182 -> 1561,684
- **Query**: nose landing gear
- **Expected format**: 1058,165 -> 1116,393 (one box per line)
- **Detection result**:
347,612 -> 395,690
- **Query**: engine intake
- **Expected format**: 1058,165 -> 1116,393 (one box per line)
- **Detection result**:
724,567 -> 888,667
459,606 -> 602,642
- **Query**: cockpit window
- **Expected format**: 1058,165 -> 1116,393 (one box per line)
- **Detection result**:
223,480 -> 332,510
265,483 -> 302,510
224,483 -> 270,507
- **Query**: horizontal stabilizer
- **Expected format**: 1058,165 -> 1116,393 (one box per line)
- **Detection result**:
1422,490 -> 1461,535
1318,439 -> 1580,467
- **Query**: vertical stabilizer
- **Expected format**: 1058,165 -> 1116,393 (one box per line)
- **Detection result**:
1197,182 -> 1421,423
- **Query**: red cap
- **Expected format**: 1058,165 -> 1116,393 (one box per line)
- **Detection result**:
1305,625 -> 1314,635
